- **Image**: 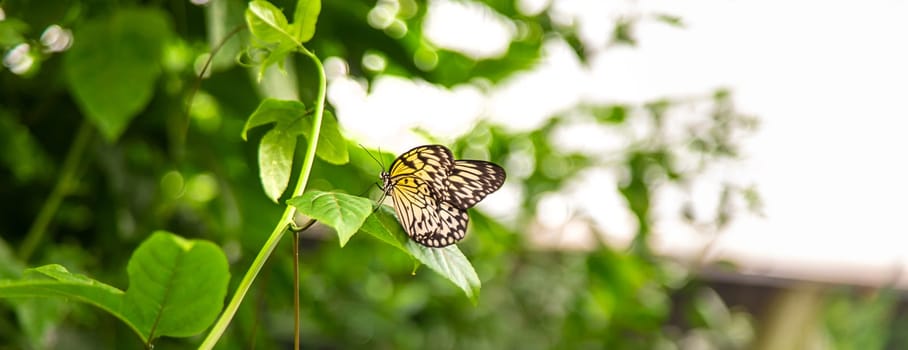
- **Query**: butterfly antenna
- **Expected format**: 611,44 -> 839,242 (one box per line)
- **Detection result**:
358,144 -> 389,212
359,144 -> 385,170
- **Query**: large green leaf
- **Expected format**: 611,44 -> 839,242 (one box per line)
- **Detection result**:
247,101 -> 347,167
259,128 -> 297,202
291,0 -> 321,42
306,110 -> 348,165
242,98 -> 307,141
0,18 -> 28,46
121,231 -> 230,339
288,190 -> 372,247
0,238 -> 68,348
0,231 -> 230,343
244,99 -> 348,200
245,0 -> 294,46
244,98 -> 307,202
360,207 -> 481,302
360,206 -> 411,251
0,264 -> 124,317
64,8 -> 171,141
245,0 -> 299,80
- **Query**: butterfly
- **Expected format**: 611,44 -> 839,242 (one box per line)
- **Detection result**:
378,145 -> 506,247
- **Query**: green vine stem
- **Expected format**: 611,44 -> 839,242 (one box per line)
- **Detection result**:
293,229 -> 301,350
198,48 -> 326,350
19,120 -> 93,262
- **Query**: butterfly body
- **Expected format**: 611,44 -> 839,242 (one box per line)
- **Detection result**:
380,145 -> 506,247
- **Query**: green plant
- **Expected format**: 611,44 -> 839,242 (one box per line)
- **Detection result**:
1,1 -> 486,347
0,0 -> 781,349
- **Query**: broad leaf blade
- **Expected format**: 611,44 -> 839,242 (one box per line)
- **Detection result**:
360,207 -> 410,251
288,190 -> 372,247
360,207 -> 481,301
245,0 -> 294,46
121,231 -> 230,339
244,98 -> 310,201
0,19 -> 28,46
307,110 -> 348,165
242,98 -> 307,140
64,9 -> 171,141
4,264 -> 119,347
259,128 -> 297,202
0,232 -> 230,343
292,0 -> 321,42
407,242 -> 481,302
0,264 -> 124,309
245,0 -> 297,80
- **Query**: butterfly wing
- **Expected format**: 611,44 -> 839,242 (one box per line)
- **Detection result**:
383,144 -> 503,247
388,144 -> 454,192
445,160 -> 506,209
388,175 -> 467,247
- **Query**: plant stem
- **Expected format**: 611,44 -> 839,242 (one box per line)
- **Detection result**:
198,51 -> 326,350
180,25 -> 245,155
293,230 -> 300,350
198,209 -> 291,350
294,49 -> 326,195
19,121 -> 93,262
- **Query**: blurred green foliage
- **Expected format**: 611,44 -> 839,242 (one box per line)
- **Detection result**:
0,0 -> 902,349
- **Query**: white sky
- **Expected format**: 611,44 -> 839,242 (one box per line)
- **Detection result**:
330,0 -> 908,287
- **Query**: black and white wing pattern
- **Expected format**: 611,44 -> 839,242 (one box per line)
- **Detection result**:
381,144 -> 505,247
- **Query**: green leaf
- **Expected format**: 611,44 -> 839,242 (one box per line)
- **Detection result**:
407,240 -> 481,302
288,190 -> 372,247
592,105 -> 627,124
0,232 -> 230,343
0,112 -> 52,182
0,264 -> 125,319
259,128 -> 297,202
0,264 -> 123,306
0,18 -> 28,46
245,0 -> 299,80
0,239 -> 66,349
243,99 -> 348,199
360,207 -> 410,250
245,0 -> 294,46
256,44 -> 295,81
654,13 -> 685,28
0,264 -> 129,345
360,207 -> 481,302
291,0 -> 321,42
64,8 -> 171,141
243,98 -> 310,202
242,98 -> 307,140
120,231 -> 230,339
307,110 -> 348,165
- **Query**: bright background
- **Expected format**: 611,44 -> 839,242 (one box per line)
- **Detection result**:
332,0 -> 908,287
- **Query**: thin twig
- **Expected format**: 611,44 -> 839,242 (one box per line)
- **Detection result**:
19,121 -> 93,262
179,24 -> 245,153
